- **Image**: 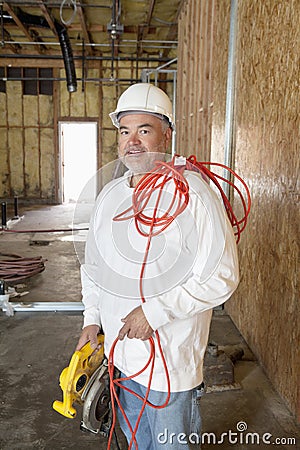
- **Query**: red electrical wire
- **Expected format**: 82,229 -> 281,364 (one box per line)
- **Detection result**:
184,155 -> 251,243
108,162 -> 189,449
106,155 -> 251,449
0,253 -> 46,282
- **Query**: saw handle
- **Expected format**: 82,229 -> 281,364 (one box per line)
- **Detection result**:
53,334 -> 104,419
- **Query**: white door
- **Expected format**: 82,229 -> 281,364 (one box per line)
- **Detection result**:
59,122 -> 97,203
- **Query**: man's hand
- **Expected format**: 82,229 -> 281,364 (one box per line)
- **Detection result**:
118,306 -> 154,341
76,324 -> 100,351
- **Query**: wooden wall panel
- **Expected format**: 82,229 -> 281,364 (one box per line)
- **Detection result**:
40,128 -> 54,198
176,0 -> 215,160
0,92 -> 8,197
0,123 -> 9,197
0,92 -> 6,126
177,4 -> 187,152
210,0 -> 230,165
226,0 -> 300,419
177,0 -> 299,419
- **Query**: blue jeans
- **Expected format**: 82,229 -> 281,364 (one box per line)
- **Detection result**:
117,374 -> 203,449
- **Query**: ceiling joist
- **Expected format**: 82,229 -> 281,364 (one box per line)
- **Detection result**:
0,0 -> 182,63
76,4 -> 93,55
3,2 -> 45,54
38,0 -> 58,38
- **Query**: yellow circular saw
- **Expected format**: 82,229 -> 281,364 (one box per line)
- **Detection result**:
52,334 -> 114,436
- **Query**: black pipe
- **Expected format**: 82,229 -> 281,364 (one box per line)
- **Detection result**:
1,7 -> 77,93
1,3 -> 4,46
1,202 -> 7,228
0,279 -> 5,295
55,21 -> 77,92
13,196 -> 19,219
81,38 -> 85,93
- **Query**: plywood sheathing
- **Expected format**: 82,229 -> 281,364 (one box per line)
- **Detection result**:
210,0 -> 230,165
177,0 -> 299,420
226,0 -> 300,420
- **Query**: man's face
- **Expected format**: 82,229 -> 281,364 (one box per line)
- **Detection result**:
118,113 -> 172,175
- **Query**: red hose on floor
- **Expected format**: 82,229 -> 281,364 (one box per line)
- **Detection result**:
0,253 -> 46,282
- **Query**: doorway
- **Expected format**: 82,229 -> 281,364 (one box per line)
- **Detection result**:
58,121 -> 97,203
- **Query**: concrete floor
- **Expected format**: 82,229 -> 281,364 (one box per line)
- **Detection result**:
0,204 -> 299,450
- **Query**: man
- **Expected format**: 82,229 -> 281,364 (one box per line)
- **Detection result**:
76,83 -> 239,448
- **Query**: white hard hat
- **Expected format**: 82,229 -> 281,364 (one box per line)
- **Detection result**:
109,83 -> 175,130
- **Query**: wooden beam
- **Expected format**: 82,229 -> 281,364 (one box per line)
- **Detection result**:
76,4 -> 93,56
3,2 -> 32,42
0,56 -> 99,69
38,0 -> 58,38
70,24 -> 158,34
3,22 -> 158,35
2,28 -> 22,54
162,0 -> 185,58
137,0 -> 156,56
3,2 -> 45,54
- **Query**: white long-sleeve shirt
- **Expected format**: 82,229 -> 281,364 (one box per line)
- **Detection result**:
81,170 -> 239,392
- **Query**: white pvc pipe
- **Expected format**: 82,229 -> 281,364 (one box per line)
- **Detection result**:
223,0 -> 238,199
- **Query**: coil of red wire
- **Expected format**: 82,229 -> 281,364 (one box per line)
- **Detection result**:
0,252 -> 46,283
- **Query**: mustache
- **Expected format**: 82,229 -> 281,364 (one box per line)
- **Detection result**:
124,145 -> 146,155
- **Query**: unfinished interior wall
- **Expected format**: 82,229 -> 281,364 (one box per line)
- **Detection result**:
57,64 -> 103,201
177,0 -> 299,419
0,78 -> 54,200
0,59 -> 170,203
228,0 -> 299,420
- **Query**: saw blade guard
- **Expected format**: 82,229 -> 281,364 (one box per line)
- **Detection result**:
80,361 -> 111,435
53,334 -> 104,419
